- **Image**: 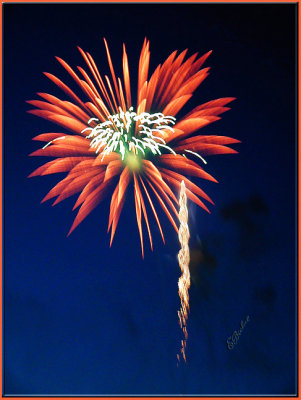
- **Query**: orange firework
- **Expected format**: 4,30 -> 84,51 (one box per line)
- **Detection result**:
28,38 -> 239,256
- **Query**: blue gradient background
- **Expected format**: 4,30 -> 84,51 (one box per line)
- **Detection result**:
4,3 -> 297,395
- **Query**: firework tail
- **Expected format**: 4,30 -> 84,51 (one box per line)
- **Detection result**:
177,180 -> 190,363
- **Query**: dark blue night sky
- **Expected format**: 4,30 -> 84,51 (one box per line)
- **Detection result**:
4,3 -> 297,395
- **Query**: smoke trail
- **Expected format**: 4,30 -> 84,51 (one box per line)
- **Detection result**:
177,180 -> 191,363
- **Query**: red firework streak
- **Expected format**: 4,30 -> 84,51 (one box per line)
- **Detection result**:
28,38 -> 240,257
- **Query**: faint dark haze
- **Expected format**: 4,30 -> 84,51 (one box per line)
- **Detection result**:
221,194 -> 271,259
4,3 -> 296,395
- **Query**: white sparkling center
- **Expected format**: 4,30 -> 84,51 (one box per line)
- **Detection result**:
81,107 -> 177,160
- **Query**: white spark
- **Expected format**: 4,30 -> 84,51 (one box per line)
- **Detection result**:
42,136 -> 66,149
75,107 -> 207,166
184,149 -> 207,164
82,107 -> 177,160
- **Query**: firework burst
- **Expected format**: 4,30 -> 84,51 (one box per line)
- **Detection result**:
28,38 -> 239,256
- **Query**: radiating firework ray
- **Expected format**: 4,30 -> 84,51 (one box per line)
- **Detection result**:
177,180 -> 190,363
28,38 -> 239,256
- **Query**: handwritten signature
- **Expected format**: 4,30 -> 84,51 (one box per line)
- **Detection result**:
227,315 -> 250,350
